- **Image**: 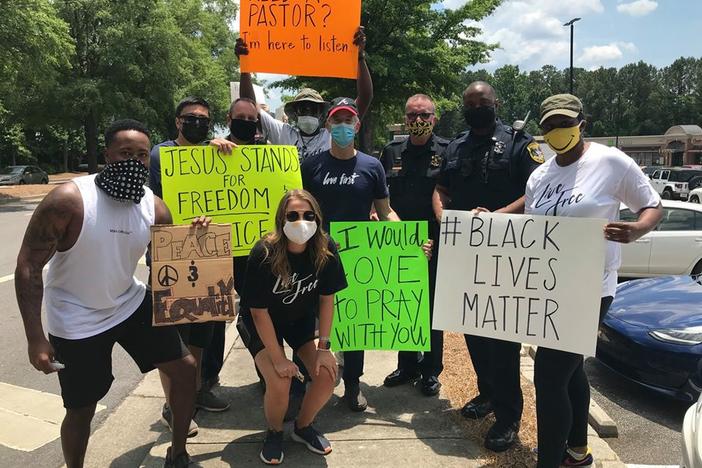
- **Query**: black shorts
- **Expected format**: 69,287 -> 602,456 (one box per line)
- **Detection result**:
176,322 -> 215,349
49,292 -> 189,409
239,313 -> 316,359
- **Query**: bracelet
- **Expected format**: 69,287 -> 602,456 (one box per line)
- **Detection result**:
317,348 -> 331,352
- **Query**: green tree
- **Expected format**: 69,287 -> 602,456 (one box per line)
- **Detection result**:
273,0 -> 502,152
0,0 -> 74,166
51,0 -> 238,173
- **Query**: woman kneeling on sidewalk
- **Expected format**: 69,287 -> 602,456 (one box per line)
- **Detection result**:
239,189 -> 347,465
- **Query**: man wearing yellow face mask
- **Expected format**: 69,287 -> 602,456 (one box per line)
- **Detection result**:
380,94 -> 449,396
526,94 -> 662,468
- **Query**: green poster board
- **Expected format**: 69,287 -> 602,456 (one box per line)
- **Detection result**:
330,221 -> 431,351
160,145 -> 302,256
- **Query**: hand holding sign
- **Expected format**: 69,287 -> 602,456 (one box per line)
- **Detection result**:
239,0 -> 362,78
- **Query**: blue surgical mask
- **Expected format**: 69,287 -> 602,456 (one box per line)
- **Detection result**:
330,123 -> 356,148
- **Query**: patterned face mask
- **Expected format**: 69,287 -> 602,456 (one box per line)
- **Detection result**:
406,119 -> 434,137
95,159 -> 149,203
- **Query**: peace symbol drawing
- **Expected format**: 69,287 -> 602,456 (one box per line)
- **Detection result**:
158,265 -> 179,287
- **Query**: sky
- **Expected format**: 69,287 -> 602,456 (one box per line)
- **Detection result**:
235,0 -> 702,111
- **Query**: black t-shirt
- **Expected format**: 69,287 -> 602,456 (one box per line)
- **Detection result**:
240,237 -> 347,323
301,150 -> 389,230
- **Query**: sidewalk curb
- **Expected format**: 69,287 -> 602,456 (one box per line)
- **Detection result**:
521,345 -> 624,466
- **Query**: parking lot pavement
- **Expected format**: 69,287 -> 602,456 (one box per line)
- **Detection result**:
585,358 -> 689,466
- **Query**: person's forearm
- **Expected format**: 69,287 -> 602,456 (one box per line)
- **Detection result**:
15,262 -> 46,343
497,196 -> 526,214
356,58 -> 373,120
239,72 -> 257,103
318,295 -> 334,341
636,205 -> 663,232
433,188 -> 449,221
382,210 -> 401,222
251,309 -> 285,361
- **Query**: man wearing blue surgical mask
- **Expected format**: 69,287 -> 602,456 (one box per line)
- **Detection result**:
301,97 -> 400,412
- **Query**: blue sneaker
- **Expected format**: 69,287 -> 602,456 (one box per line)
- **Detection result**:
291,424 -> 332,455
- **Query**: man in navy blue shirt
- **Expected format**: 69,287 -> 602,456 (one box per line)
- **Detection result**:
301,97 -> 400,412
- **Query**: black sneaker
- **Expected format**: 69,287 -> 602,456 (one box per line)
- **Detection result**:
260,429 -> 284,465
160,404 -> 199,438
164,447 -> 202,467
383,368 -> 421,387
343,384 -> 368,412
460,396 -> 493,420
291,423 -> 332,455
484,421 -> 519,452
420,376 -> 441,396
195,388 -> 230,412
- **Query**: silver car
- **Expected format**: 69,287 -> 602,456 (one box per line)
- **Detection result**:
0,165 -> 49,185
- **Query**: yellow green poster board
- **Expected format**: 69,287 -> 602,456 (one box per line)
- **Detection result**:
329,221 -> 431,351
160,145 -> 302,256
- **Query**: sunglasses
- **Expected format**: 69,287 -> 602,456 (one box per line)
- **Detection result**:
179,115 -> 211,127
406,112 -> 434,120
285,210 -> 317,222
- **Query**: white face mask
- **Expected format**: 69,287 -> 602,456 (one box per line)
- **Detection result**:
283,220 -> 318,245
297,116 -> 320,135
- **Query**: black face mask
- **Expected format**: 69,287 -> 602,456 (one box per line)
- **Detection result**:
181,121 -> 209,144
229,119 -> 257,143
463,106 -> 496,130
95,159 -> 149,204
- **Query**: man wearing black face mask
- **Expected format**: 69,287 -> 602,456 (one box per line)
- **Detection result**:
433,81 -> 544,453
16,119 -> 206,468
149,97 -> 235,438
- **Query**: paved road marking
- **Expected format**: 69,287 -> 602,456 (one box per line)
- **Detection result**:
0,382 -> 105,452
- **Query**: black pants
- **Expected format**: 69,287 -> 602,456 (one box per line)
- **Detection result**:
465,335 -> 523,425
535,296 -> 613,468
202,322 -> 225,383
396,238 -> 443,377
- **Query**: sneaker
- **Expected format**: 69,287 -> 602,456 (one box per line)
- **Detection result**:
484,421 -> 519,452
195,388 -> 230,412
260,429 -> 284,465
164,447 -> 202,467
291,423 -> 332,455
160,404 -> 199,438
460,396 -> 493,420
383,368 -> 420,387
561,447 -> 593,467
343,384 -> 368,412
420,376 -> 441,396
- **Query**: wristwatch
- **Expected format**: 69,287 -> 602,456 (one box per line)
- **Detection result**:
318,338 -> 331,351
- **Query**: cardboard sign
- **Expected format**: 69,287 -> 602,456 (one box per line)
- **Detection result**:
151,224 -> 237,326
433,211 -> 606,356
330,221 -> 431,352
239,0 -> 362,79
160,145 -> 303,256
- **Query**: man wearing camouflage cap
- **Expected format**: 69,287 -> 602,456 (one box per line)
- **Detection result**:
235,27 -> 373,161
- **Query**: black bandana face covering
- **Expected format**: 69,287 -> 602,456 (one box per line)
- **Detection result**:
95,159 -> 149,203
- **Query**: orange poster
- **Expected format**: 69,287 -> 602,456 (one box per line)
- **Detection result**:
239,0 -> 362,79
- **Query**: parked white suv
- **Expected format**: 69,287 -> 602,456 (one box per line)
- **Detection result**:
650,168 -> 702,200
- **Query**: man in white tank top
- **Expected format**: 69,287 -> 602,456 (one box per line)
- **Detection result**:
15,119 -> 206,468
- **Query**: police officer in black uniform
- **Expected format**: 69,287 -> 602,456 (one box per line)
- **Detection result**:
380,94 -> 449,396
433,81 -> 544,452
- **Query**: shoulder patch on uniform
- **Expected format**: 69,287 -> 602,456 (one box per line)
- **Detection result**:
527,141 -> 545,163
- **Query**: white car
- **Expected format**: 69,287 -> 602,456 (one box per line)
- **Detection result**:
650,168 -> 702,201
682,394 -> 702,468
689,186 -> 702,204
619,200 -> 702,278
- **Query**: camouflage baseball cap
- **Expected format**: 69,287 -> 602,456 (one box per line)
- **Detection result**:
539,94 -> 584,125
284,88 -> 327,114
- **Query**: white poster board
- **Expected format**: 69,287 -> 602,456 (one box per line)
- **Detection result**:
433,210 -> 607,356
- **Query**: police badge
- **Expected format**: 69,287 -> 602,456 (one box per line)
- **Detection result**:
431,154 -> 441,168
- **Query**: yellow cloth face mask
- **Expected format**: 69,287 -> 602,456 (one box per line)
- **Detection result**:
544,125 -> 581,154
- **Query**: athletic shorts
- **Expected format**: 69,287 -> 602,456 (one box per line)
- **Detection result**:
176,322 -> 215,349
239,313 -> 316,359
49,292 -> 189,409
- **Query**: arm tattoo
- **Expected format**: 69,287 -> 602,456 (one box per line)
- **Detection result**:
15,194 -> 74,342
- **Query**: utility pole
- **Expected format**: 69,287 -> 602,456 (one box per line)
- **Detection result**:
564,18 -> 581,94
